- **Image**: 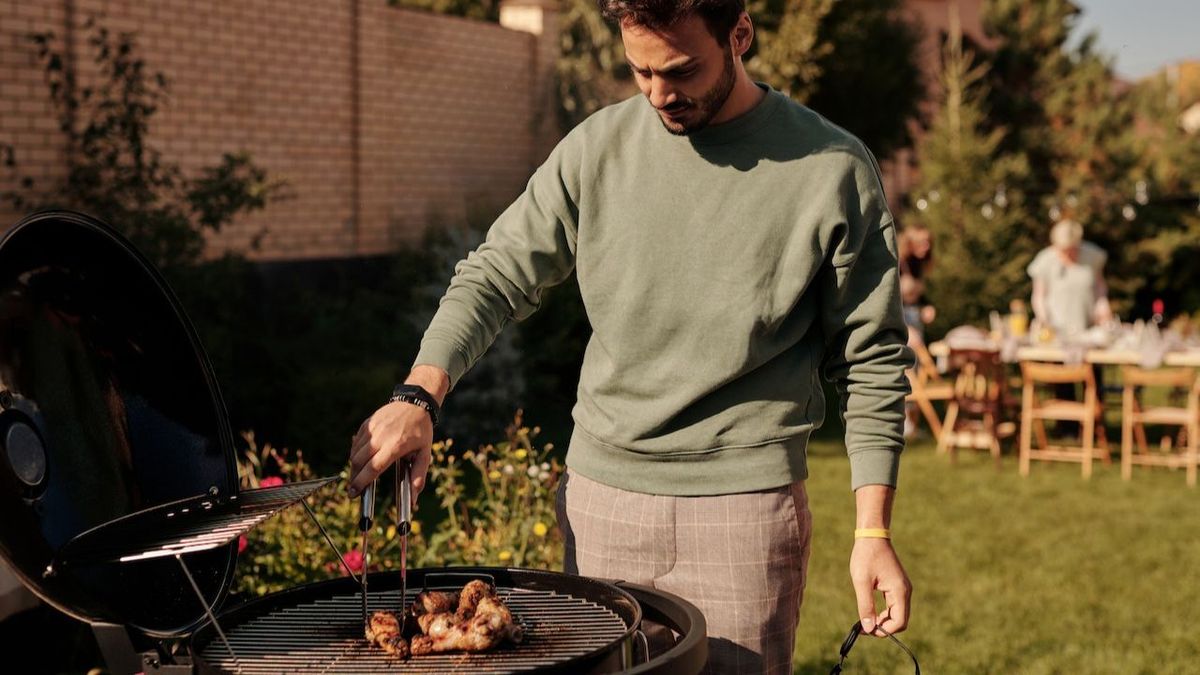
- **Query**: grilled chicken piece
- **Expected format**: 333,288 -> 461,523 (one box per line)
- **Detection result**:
473,594 -> 524,644
408,583 -> 523,655
414,590 -> 458,616
455,579 -> 492,620
416,611 -> 459,638
365,610 -> 410,658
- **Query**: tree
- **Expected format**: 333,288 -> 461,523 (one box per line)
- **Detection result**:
1,21 -> 282,272
799,0 -> 925,159
979,0 -> 1200,319
745,0 -> 832,103
1121,74 -> 1200,313
913,19 -> 1031,332
555,0 -> 632,130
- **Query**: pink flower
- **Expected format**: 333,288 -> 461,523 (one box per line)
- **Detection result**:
259,476 -> 284,488
342,549 -> 364,576
237,535 -> 248,554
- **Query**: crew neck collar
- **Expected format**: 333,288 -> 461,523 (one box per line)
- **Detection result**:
662,82 -> 784,146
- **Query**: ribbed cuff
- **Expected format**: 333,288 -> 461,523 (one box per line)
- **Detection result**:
848,447 -> 901,490
412,339 -> 470,392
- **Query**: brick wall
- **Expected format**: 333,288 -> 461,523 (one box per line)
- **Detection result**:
0,0 -> 555,260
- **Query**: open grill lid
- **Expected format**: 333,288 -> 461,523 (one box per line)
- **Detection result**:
0,210 -> 239,636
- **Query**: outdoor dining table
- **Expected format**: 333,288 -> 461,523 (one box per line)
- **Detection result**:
926,339 -> 1200,367
922,333 -> 1200,477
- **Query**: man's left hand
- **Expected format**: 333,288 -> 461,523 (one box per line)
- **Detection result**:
850,538 -> 911,637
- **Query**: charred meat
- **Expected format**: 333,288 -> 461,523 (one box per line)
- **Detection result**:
409,580 -> 524,655
365,610 -> 410,658
367,580 -> 522,657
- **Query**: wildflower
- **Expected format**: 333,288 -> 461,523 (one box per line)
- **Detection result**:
533,522 -> 549,537
386,525 -> 397,540
527,465 -> 539,478
237,535 -> 249,554
342,549 -> 364,575
503,464 -> 515,476
411,520 -> 422,535
498,550 -> 512,562
259,475 -> 284,488
514,448 -> 527,460
538,471 -> 550,482
540,462 -> 550,471
488,470 -> 501,481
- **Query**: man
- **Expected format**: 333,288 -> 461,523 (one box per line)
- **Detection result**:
1028,218 -> 1112,337
349,1 -> 913,672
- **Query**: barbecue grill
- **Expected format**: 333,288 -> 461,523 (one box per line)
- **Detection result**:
0,211 -> 707,674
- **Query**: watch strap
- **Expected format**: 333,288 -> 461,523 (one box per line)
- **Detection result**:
389,384 -> 441,427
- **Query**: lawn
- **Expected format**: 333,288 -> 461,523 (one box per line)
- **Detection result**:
791,439 -> 1200,674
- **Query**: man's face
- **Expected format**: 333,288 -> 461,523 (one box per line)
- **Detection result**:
620,15 -> 737,135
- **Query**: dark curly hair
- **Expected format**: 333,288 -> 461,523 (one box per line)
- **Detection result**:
597,0 -> 746,44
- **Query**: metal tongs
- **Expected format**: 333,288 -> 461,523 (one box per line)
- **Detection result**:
358,479 -> 375,630
359,460 -> 413,630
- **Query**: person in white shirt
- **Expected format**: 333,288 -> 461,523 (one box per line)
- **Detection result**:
1027,219 -> 1112,336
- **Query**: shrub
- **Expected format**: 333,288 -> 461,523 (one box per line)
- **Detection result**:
233,412 -> 563,598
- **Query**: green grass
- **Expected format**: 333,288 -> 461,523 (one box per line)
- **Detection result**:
792,439 -> 1200,674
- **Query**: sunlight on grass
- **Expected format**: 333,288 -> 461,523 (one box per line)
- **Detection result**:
793,439 -> 1200,674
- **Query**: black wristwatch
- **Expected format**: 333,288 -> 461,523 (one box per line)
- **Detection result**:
390,384 -> 441,427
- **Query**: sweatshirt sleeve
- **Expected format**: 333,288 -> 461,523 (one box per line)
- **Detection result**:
818,146 -> 914,490
413,134 -> 582,389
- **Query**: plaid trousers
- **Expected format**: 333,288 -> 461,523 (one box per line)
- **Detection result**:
555,469 -> 812,675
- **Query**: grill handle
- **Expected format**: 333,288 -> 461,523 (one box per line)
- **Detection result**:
635,628 -> 651,665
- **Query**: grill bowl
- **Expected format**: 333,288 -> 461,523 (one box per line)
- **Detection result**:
192,567 -> 643,674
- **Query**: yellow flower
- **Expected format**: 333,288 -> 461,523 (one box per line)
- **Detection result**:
532,522 -> 549,537
488,470 -> 502,480
514,449 -> 527,460
498,550 -> 512,562
411,520 -> 421,535
386,525 -> 396,540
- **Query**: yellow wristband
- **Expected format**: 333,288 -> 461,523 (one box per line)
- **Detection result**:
854,528 -> 891,540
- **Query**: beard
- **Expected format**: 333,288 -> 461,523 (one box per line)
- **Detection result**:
656,50 -> 737,136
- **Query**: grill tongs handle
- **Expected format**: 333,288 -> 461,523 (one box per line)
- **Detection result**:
359,479 -> 375,630
396,460 -> 412,615
358,462 -> 413,631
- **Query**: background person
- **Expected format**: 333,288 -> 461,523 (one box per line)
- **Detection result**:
1027,218 -> 1112,337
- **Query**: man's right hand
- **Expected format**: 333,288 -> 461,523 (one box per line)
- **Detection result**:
347,365 -> 449,500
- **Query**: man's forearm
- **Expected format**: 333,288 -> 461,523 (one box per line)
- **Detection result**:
406,365 -> 450,407
854,484 -> 895,529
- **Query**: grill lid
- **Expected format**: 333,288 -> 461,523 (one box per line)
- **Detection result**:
0,211 -> 239,636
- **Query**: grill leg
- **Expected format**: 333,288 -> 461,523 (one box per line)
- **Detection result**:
91,622 -> 142,675
175,554 -> 242,674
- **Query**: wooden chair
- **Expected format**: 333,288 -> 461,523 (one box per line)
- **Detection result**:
1019,362 -> 1110,479
1120,366 -> 1199,487
937,349 -> 1015,467
905,340 -> 955,438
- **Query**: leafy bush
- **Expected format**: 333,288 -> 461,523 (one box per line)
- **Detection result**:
1,19 -> 283,272
233,412 -> 563,598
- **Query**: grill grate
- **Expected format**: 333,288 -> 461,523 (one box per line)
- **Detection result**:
197,586 -> 630,674
51,477 -> 338,568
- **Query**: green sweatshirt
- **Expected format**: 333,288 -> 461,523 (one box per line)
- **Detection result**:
415,84 -> 912,495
